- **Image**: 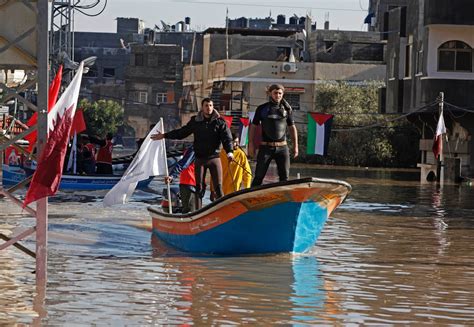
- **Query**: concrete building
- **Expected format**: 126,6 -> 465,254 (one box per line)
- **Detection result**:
377,0 -> 474,176
71,17 -> 206,141
183,26 -> 386,129
124,44 -> 183,138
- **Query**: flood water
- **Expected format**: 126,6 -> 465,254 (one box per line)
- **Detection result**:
1,165 -> 474,325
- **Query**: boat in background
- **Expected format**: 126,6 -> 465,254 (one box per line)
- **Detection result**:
149,177 -> 351,255
1,163 -> 154,191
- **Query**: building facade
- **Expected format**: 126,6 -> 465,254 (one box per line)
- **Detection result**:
183,26 -> 386,138
124,44 -> 183,138
380,0 -> 474,175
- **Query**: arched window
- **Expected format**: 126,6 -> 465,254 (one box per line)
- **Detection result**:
438,40 -> 472,72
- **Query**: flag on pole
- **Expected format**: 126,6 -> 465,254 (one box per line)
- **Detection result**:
23,63 -> 83,207
238,117 -> 250,146
103,121 -> 168,206
66,109 -> 88,173
71,108 -> 86,134
432,111 -> 446,160
25,65 -> 63,152
306,112 -> 334,156
221,114 -> 233,128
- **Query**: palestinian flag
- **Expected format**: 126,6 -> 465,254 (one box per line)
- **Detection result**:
239,117 -> 250,146
221,114 -> 233,128
307,112 -> 334,156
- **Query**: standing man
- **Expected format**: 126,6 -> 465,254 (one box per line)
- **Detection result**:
248,84 -> 298,186
151,98 -> 234,209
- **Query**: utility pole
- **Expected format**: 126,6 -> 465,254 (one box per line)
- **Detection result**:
225,7 -> 229,60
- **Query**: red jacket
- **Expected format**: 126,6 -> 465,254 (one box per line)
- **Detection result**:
96,140 -> 113,164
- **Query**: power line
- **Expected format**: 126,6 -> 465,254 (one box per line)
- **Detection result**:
168,0 -> 365,12
80,92 -> 439,132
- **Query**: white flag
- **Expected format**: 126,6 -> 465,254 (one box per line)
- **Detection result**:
103,120 -> 168,206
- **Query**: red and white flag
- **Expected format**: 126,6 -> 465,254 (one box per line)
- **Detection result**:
432,111 -> 446,160
24,65 -> 63,152
23,62 -> 84,207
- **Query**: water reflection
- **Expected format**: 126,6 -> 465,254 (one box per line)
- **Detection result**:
2,167 -> 474,324
290,256 -> 325,324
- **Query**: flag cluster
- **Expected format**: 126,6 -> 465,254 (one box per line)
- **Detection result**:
23,63 -> 84,207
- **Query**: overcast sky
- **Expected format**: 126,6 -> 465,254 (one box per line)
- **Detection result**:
73,0 -> 370,33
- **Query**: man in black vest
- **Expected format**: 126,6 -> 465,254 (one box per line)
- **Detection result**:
248,84 -> 298,186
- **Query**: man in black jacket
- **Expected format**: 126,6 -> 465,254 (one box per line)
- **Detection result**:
248,84 -> 298,186
151,98 -> 234,209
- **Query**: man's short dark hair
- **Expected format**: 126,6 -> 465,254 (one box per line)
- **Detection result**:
268,84 -> 285,93
201,97 -> 213,106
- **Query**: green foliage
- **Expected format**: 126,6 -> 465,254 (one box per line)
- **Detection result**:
302,82 -> 420,167
79,99 -> 124,137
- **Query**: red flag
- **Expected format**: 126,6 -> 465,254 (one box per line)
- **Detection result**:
71,109 -> 87,134
25,65 -> 63,152
23,63 -> 84,207
221,114 -> 233,128
432,111 -> 446,160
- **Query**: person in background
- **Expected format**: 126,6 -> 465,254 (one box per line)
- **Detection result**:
90,132 -> 114,174
165,145 -> 196,213
248,84 -> 298,186
79,134 -> 96,175
151,98 -> 234,209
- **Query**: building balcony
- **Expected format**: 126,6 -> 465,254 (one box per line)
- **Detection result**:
424,0 -> 474,26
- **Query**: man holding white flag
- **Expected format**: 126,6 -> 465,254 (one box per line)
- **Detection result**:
103,120 -> 168,206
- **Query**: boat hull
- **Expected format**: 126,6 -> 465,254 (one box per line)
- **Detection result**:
149,178 -> 351,255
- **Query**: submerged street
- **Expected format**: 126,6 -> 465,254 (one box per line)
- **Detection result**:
1,166 -> 474,325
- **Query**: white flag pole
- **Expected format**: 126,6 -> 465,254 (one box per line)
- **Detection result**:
160,118 -> 173,214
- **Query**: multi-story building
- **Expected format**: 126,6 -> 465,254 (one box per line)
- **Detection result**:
183,23 -> 386,132
378,0 -> 474,176
124,44 -> 183,138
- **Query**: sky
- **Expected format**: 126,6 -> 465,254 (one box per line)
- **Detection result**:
73,0 -> 371,33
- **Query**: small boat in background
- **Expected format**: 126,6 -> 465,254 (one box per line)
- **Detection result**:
2,163 -> 154,191
149,177 -> 351,255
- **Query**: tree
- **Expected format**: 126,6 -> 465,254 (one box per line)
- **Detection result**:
302,81 -> 420,167
79,99 -> 124,137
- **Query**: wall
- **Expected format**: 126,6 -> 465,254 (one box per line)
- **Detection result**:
426,25 -> 474,80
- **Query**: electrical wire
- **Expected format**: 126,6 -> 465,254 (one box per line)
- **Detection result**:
169,0 -> 365,12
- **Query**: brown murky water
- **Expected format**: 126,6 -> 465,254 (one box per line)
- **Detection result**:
1,166 -> 474,325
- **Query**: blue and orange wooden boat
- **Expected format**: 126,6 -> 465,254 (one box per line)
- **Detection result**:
148,177 -> 351,255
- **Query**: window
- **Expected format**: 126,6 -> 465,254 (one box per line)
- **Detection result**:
438,40 -> 472,72
324,41 -> 335,53
84,65 -> 98,78
135,53 -> 144,66
138,91 -> 148,104
416,45 -> 423,74
283,93 -> 300,110
405,43 -> 412,77
156,92 -> 167,104
103,68 -> 115,78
